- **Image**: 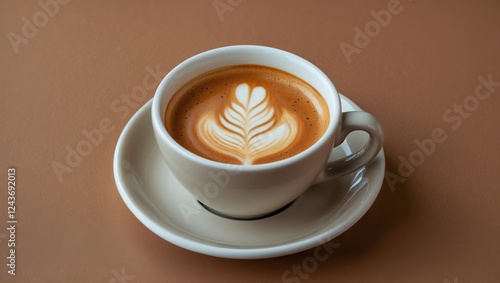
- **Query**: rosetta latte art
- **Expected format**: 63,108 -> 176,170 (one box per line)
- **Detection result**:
198,83 -> 299,165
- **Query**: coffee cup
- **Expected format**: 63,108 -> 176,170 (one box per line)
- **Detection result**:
152,45 -> 383,219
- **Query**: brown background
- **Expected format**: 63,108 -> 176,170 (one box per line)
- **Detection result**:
1,0 -> 499,282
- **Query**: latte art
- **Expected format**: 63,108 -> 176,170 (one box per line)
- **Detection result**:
198,83 -> 298,164
165,65 -> 329,165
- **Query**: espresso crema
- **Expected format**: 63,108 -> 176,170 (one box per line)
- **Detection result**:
165,65 -> 329,165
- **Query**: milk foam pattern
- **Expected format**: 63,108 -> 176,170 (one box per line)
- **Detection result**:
198,83 -> 298,164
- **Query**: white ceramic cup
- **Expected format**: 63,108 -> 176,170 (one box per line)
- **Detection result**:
152,45 -> 383,219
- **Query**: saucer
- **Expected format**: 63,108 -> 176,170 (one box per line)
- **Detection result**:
113,94 -> 385,259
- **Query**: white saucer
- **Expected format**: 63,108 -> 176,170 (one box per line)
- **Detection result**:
113,94 -> 385,259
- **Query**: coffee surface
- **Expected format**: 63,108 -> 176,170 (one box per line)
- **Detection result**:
165,65 -> 329,165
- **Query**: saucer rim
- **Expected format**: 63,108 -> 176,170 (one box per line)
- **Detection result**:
113,94 -> 385,259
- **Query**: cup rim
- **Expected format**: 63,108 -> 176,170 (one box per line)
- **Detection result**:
152,45 -> 341,171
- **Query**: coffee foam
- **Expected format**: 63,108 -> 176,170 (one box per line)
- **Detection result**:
198,83 -> 298,164
165,65 -> 329,165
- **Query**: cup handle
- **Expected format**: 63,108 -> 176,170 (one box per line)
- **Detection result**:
313,111 -> 384,184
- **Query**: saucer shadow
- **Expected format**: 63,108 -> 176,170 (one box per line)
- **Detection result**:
292,155 -> 413,259
263,138 -> 413,265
